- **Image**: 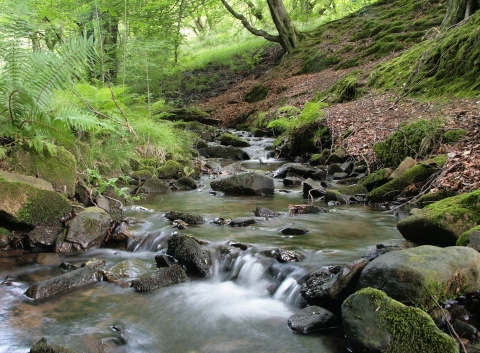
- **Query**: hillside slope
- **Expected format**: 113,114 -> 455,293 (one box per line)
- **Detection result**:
198,0 -> 480,193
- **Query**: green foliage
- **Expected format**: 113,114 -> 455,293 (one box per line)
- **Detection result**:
267,102 -> 327,135
244,85 -> 271,103
299,50 -> 340,74
87,168 -> 139,204
0,5 -> 99,151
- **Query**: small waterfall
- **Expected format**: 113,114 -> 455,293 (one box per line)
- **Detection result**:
127,229 -> 171,252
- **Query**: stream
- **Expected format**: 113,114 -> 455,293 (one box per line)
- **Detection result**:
0,135 -> 403,353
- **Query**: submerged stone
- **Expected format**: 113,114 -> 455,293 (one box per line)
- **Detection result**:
130,264 -> 188,291
288,306 -> 339,334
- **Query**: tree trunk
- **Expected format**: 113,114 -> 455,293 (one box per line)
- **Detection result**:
103,13 -> 120,82
442,0 -> 479,29
266,0 -> 303,53
220,0 -> 303,54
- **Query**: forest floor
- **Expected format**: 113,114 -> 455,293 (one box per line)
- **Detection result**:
198,45 -> 480,195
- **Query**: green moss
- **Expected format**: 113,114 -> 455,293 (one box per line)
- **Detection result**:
423,190 -> 480,233
157,160 -> 183,179
373,119 -> 444,168
9,145 -> 77,196
415,189 -> 455,208
338,184 -> 368,195
457,225 -> 480,246
244,85 -> 270,103
299,50 -> 340,74
369,11 -> 480,98
309,153 -> 326,166
324,70 -> 365,103
443,129 -> 467,143
217,133 -> 250,147
0,179 -> 71,226
360,168 -> 389,191
131,169 -> 153,180
355,288 -> 458,353
367,163 -> 437,203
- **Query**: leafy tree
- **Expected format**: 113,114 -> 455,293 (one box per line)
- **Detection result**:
220,0 -> 303,53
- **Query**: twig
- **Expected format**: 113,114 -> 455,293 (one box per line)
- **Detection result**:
107,83 -> 138,139
429,293 -> 468,353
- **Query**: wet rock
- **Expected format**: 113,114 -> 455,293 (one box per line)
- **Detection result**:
303,178 -> 326,199
211,172 -> 274,196
155,254 -> 178,267
326,148 -> 348,164
131,264 -> 188,291
140,177 -> 171,194
222,162 -> 247,175
0,170 -> 71,227
288,306 -> 339,334
389,156 -> 417,179
211,217 -> 228,225
253,206 -> 279,217
324,190 -> 349,204
288,204 -> 328,215
30,335 -> 107,353
217,133 -> 250,147
164,210 -> 205,224
228,217 -> 256,227
59,262 -> 78,270
171,176 -> 197,190
204,161 -> 222,174
110,221 -> 132,241
283,177 -> 303,186
0,227 -> 13,248
103,259 -> 153,285
271,248 -> 305,262
56,207 -> 112,252
332,172 -> 349,180
280,228 -> 308,236
95,196 -> 111,213
359,168 -> 392,191
342,288 -> 458,353
340,161 -> 354,174
167,233 -> 210,277
198,145 -> 250,160
25,260 -> 104,301
357,246 -> 480,310
27,227 -> 63,250
272,163 -> 317,179
327,164 -> 343,175
225,241 -> 250,251
301,258 -> 368,305
454,320 -> 479,342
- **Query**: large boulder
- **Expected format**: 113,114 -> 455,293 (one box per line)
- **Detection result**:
342,288 -> 458,353
287,306 -> 339,334
9,145 -> 77,196
357,246 -> 480,310
27,227 -> 64,251
139,177 -> 171,194
130,264 -> 189,291
56,207 -> 112,252
167,233 -> 210,277
211,172 -> 274,195
217,133 -> 250,147
397,190 -> 480,246
198,145 -> 250,160
0,170 -> 71,227
303,178 -> 326,199
25,260 -> 104,301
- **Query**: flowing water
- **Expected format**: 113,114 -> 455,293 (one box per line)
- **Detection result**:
0,135 -> 403,353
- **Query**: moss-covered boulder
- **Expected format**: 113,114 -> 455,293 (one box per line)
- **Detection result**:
357,246 -> 480,310
415,189 -> 455,208
9,145 -> 77,196
309,153 -> 327,166
131,264 -> 189,292
342,288 -> 458,353
457,225 -> 480,248
0,170 -> 71,227
140,177 -> 171,194
56,207 -> 112,252
211,172 -> 274,196
217,133 -> 250,147
171,176 -> 197,190
367,163 -> 437,203
359,168 -> 392,191
397,190 -> 480,246
131,167 -> 154,181
185,121 -> 216,142
325,147 -> 348,164
157,160 -> 183,179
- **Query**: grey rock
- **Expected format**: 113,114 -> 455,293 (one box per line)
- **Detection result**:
164,210 -> 204,224
253,206 -> 279,217
167,233 -> 210,277
228,217 -> 256,227
288,306 -> 339,334
211,172 -> 274,195
131,264 -> 188,291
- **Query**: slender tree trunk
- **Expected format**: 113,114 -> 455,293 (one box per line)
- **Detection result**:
103,13 -> 120,82
442,0 -> 479,29
266,0 -> 303,53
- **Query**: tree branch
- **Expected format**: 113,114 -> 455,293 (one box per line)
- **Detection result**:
219,0 -> 281,43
